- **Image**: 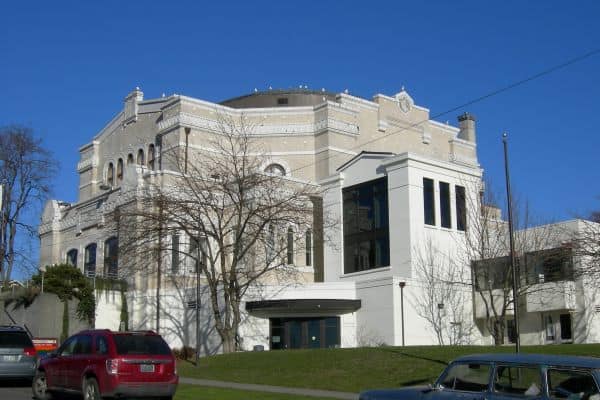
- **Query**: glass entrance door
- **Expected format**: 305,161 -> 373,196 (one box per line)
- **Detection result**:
269,317 -> 340,349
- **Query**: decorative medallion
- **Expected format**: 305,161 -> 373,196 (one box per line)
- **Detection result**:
395,88 -> 414,114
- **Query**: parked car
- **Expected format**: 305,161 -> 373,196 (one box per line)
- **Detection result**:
32,329 -> 178,400
359,353 -> 600,400
0,325 -> 37,382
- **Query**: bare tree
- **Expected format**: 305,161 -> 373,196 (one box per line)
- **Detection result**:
0,125 -> 57,284
568,214 -> 600,284
456,181 -> 564,345
412,239 -> 476,345
115,115 -> 323,353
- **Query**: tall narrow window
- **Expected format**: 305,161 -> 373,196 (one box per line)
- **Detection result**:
148,144 -> 155,170
560,314 -> 572,341
423,178 -> 435,226
117,158 -> 124,182
456,185 -> 467,231
266,226 -> 275,266
305,230 -> 312,267
171,234 -> 180,274
107,163 -> 114,186
440,181 -> 451,228
84,243 -> 97,277
287,228 -> 294,265
545,315 -> 555,341
127,153 -> 134,165
104,237 -> 118,278
189,236 -> 207,273
66,249 -> 78,267
137,149 -> 145,165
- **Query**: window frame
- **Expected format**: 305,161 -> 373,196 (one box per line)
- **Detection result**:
493,363 -> 544,398
439,181 -> 452,229
423,177 -> 436,226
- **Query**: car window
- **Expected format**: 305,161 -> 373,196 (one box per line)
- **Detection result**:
440,362 -> 491,392
548,369 -> 599,400
59,337 -> 77,356
95,336 -> 109,355
113,335 -> 171,355
0,331 -> 33,348
74,335 -> 92,355
495,365 -> 542,397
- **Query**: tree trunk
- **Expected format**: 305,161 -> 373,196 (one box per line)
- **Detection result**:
61,300 -> 69,342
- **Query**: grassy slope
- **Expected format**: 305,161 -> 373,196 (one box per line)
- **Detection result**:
178,344 -> 600,393
175,385 -> 334,400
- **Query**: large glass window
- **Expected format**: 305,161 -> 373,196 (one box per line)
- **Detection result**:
423,178 -> 435,226
66,249 -> 78,267
472,256 -> 511,290
456,185 -> 467,231
84,243 -> 97,277
523,248 -> 574,284
343,177 -> 389,274
440,181 -> 451,228
104,237 -> 118,278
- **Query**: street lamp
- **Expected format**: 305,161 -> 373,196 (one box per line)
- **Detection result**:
399,281 -> 406,346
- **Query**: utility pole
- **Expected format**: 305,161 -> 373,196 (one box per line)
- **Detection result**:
156,199 -> 163,334
503,133 -> 520,353
195,237 -> 203,367
399,281 -> 406,346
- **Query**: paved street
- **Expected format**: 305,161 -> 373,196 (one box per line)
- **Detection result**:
0,380 -> 33,400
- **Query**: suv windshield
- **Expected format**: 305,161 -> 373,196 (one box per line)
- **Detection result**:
113,335 -> 171,355
0,331 -> 33,348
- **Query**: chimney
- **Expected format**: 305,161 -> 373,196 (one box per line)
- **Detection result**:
457,112 -> 476,142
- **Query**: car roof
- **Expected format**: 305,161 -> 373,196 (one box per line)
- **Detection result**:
454,353 -> 600,369
0,325 -> 27,332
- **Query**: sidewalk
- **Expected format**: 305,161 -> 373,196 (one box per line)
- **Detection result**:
180,377 -> 359,399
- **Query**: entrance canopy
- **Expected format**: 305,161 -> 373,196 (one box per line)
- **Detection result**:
246,299 -> 361,317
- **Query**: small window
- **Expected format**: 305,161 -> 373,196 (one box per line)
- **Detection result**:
137,149 -> 145,165
305,230 -> 312,267
84,243 -> 97,277
107,163 -> 114,186
456,185 -> 467,231
66,249 -> 78,267
148,144 -> 155,170
95,336 -> 109,355
287,228 -> 294,265
440,181 -> 451,228
495,365 -> 542,397
546,315 -> 556,341
265,163 -> 286,176
277,97 -> 289,105
127,153 -> 134,165
171,234 -> 180,274
117,158 -> 124,182
423,178 -> 435,226
440,362 -> 491,392
548,369 -> 599,400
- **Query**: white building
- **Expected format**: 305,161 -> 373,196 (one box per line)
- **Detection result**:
39,86 -> 596,352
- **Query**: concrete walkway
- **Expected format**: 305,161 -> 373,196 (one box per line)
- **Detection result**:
180,377 -> 359,399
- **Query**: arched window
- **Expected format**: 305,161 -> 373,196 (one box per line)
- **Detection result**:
117,158 -> 124,182
287,227 -> 294,265
104,237 -> 118,278
66,249 -> 78,267
127,153 -> 134,165
107,163 -> 114,186
265,163 -> 286,176
84,243 -> 97,277
305,230 -> 312,267
147,144 -> 155,170
137,149 -> 145,165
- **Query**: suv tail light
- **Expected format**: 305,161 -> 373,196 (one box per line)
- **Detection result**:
23,347 -> 37,357
106,359 -> 119,375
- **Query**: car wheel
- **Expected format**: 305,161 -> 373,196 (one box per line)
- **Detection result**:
32,371 -> 53,400
83,377 -> 101,400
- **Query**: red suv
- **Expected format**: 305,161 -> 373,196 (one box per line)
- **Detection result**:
32,329 -> 178,400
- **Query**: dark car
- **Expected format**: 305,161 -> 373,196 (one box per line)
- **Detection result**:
32,329 -> 178,400
360,353 -> 600,400
0,325 -> 37,382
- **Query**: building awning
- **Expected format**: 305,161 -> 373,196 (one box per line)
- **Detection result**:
245,299 -> 361,317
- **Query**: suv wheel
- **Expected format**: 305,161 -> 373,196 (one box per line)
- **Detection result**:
32,371 -> 52,400
83,377 -> 101,400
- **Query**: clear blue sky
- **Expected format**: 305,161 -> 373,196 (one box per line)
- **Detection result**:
1,1 -> 599,263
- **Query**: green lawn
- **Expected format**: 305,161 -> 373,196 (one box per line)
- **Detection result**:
174,384 -> 334,400
178,344 -> 600,393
